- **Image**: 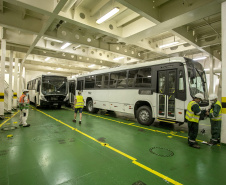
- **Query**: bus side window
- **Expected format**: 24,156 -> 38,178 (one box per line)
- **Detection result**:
37,81 -> 40,93
117,71 -> 127,88
85,76 -> 95,89
135,68 -> 152,88
103,74 -> 109,88
95,75 -> 102,88
109,73 -> 118,88
128,70 -> 138,88
77,80 -> 84,91
179,70 -> 184,91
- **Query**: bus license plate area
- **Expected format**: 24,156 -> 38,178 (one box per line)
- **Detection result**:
51,97 -> 58,101
53,103 -> 58,106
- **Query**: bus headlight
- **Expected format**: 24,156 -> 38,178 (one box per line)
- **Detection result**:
40,95 -> 47,101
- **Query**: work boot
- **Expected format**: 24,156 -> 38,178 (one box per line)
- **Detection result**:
207,140 -> 216,146
72,119 -> 76,123
23,124 -> 30,127
190,144 -> 200,149
79,121 -> 81,124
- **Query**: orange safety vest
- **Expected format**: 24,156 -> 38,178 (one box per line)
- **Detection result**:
19,94 -> 30,109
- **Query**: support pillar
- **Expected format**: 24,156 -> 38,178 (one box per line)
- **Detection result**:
0,39 -> 6,118
221,1 -> 226,144
13,58 -> 19,109
19,62 -> 23,97
209,56 -> 214,94
7,50 -> 13,113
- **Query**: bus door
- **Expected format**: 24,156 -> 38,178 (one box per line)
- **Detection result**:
69,80 -> 76,104
157,70 -> 176,119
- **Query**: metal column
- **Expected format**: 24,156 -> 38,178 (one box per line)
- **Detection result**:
209,56 -> 214,94
0,39 -> 6,118
221,1 -> 226,144
13,58 -> 19,109
7,50 -> 13,113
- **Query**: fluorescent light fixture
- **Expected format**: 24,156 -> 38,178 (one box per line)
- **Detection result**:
147,76 -> 152,78
96,7 -> 120,24
113,56 -> 124,61
159,42 -> 179,49
47,72 -> 51,74
56,68 -> 62,70
43,37 -> 63,43
88,64 -> 95,68
45,57 -> 51,61
193,56 -> 207,61
61,42 -> 72,49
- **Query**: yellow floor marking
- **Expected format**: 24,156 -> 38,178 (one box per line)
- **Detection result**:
0,111 -> 20,128
133,161 -> 182,185
62,108 -> 207,145
168,136 -> 173,138
34,107 -> 183,185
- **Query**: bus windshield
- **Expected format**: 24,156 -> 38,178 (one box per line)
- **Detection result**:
188,67 -> 208,99
42,76 -> 67,95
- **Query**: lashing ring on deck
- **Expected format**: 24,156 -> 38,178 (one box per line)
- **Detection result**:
149,147 -> 174,157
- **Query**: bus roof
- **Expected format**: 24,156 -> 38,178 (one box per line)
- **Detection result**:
79,57 -> 186,77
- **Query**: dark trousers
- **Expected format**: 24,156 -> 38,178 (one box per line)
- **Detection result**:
188,121 -> 199,145
210,120 -> 221,143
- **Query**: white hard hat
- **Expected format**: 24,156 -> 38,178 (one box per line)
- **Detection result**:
23,89 -> 29,92
209,94 -> 218,100
194,93 -> 204,100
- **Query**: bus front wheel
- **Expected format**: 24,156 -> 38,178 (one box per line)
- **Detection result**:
136,106 -> 154,126
87,100 -> 99,113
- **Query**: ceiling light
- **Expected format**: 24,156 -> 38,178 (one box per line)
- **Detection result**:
61,42 -> 72,49
193,56 -> 207,61
159,42 -> 179,49
88,64 -> 95,68
56,68 -> 62,70
45,57 -> 51,61
96,7 -> 120,24
43,37 -> 63,43
47,72 -> 51,74
113,56 -> 124,61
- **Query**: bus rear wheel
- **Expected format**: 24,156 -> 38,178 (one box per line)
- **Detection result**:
136,106 -> 154,126
87,99 -> 99,113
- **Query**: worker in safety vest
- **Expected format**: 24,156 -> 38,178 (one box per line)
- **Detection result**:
185,93 -> 205,149
72,91 -> 84,124
206,94 -> 222,145
19,89 -> 30,127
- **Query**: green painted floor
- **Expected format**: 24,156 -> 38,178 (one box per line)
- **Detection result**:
0,107 -> 226,185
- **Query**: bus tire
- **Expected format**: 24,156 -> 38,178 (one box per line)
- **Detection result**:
136,106 -> 154,126
87,99 -> 99,113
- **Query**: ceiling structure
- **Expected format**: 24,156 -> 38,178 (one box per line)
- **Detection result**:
0,0 -> 225,76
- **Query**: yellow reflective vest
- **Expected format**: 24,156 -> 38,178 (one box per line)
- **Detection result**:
185,101 -> 200,123
210,100 -> 222,121
74,95 -> 84,108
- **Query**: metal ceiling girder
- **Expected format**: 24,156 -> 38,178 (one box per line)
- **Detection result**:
121,0 -> 222,43
24,59 -> 90,72
90,0 -> 110,17
45,26 -> 143,60
0,8 -> 43,34
30,48 -> 116,68
172,27 -> 221,60
22,0 -> 68,63
0,0 -> 3,13
5,42 -> 116,68
37,35 -> 132,64
25,64 -> 80,74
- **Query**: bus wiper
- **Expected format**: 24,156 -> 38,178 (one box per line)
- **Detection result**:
195,68 -> 206,91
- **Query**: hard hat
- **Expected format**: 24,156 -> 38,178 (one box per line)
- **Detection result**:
194,93 -> 204,100
209,94 -> 218,100
23,89 -> 29,92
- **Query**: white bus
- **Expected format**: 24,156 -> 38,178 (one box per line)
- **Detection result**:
76,57 -> 208,125
27,75 -> 68,108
